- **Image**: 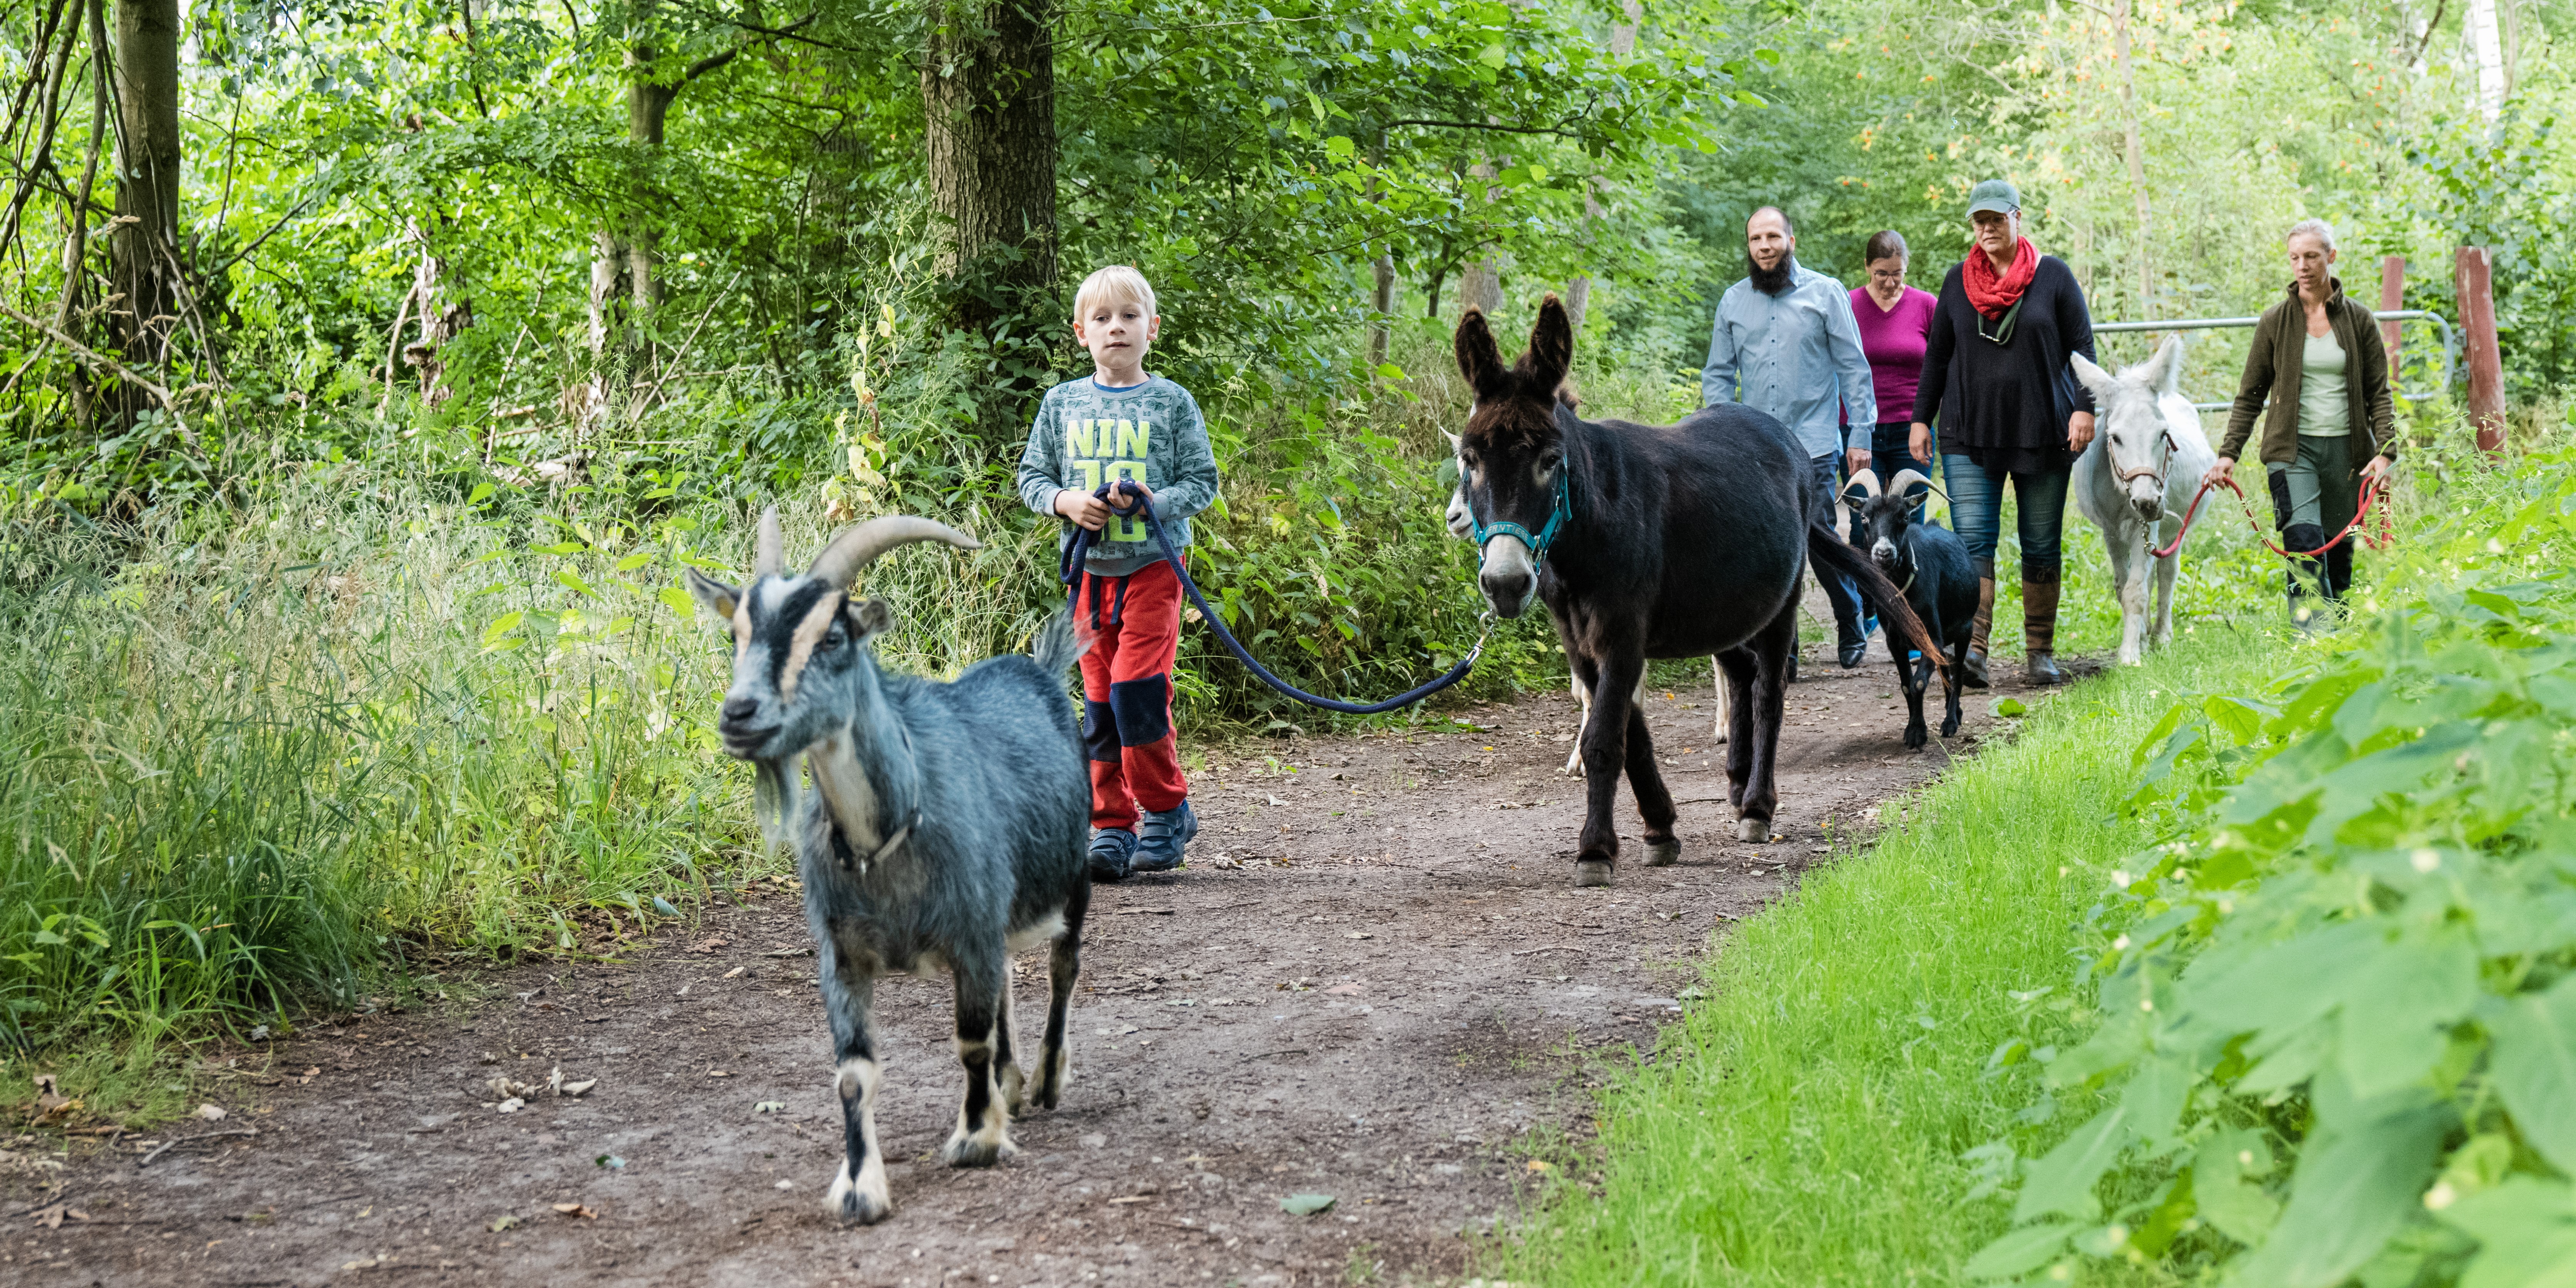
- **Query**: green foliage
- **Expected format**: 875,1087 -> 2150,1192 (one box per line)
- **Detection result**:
1964,428 -> 2576,1286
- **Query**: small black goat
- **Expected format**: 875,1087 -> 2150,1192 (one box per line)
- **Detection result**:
1843,469 -> 1976,748
687,511 -> 1091,1226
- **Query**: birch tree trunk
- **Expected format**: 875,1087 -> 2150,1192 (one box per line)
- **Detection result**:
2466,0 -> 2507,122
1561,1 -> 1641,335
2111,0 -> 2153,316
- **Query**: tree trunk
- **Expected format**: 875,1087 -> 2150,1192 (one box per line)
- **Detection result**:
2466,0 -> 2506,122
1368,251 -> 1396,367
108,0 -> 180,379
1561,2 -> 1641,335
922,0 -> 1058,335
2110,0 -> 2152,316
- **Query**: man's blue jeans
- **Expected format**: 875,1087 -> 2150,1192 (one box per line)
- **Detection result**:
1808,451 -> 1865,641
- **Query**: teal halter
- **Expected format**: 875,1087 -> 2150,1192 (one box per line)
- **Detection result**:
1469,461 -> 1574,569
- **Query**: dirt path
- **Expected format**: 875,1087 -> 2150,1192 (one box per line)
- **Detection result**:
13,630 -> 2069,1288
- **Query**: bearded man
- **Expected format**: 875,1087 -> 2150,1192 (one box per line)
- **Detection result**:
1700,206 -> 1880,668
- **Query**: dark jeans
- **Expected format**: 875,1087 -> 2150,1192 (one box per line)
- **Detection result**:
1808,451 -> 1865,640
1942,454 -> 2068,583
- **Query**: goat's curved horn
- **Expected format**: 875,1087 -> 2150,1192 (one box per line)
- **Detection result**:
1889,468 -> 1934,496
1847,468 -> 1882,498
754,507 -> 784,580
806,516 -> 982,590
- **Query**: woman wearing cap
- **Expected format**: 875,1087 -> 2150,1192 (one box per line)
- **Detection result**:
2202,219 -> 2395,630
1849,229 -> 1939,522
1909,180 -> 2099,686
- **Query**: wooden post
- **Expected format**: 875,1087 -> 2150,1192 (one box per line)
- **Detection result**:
2377,255 -> 2404,364
2454,246 -> 2506,455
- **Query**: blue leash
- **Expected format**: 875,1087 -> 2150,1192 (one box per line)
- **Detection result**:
1059,482 -> 1490,715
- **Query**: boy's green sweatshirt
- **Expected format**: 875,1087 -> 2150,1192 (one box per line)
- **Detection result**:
1015,375 -> 1222,577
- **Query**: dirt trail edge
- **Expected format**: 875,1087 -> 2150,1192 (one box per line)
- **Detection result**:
17,636 -> 2074,1288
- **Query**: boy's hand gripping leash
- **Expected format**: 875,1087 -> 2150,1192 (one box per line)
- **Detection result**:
1061,482 -> 1490,715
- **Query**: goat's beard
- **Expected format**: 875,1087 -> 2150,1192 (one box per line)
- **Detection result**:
1747,250 -> 1797,296
751,756 -> 801,857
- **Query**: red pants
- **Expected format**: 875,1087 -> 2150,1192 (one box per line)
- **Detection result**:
1073,559 -> 1190,830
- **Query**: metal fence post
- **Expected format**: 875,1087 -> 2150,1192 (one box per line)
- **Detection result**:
2454,246 -> 2506,456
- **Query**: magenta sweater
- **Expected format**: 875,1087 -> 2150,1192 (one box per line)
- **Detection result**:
1850,285 -> 1938,425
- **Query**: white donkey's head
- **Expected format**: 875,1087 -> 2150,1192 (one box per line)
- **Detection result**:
2072,333 -> 2189,524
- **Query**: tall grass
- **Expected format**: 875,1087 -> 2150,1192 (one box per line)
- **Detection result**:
1503,632 -> 2279,1285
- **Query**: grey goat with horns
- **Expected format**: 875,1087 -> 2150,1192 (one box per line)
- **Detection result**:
686,509 -> 1093,1225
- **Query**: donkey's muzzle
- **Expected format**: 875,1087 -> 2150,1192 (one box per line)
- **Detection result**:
1480,567 -> 1534,618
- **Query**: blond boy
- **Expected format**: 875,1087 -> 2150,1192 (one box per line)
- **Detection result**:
1015,266 -> 1220,878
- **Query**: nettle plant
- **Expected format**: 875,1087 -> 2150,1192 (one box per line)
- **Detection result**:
1967,451 -> 2576,1286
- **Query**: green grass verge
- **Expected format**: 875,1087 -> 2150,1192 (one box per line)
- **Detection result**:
1507,626 -> 2279,1285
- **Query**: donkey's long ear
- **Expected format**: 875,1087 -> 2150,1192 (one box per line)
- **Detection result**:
2144,333 -> 2188,397
1527,293 -> 1574,395
2070,352 -> 2120,408
1455,308 -> 1511,401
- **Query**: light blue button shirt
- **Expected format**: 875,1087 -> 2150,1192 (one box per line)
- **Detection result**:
1699,263 -> 1878,459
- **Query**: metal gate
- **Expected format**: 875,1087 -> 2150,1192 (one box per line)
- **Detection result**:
2091,310 -> 2456,412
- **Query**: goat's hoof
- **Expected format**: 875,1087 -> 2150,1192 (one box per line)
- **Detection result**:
827,1170 -> 893,1226
998,1065 -> 1027,1116
939,1132 -> 1017,1169
1904,725 -> 1928,750
1573,860 -> 1615,887
1942,716 -> 1962,738
1736,817 -> 1770,843
1643,839 -> 1680,867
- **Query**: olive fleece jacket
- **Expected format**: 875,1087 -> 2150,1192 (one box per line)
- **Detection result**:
2219,279 -> 2397,466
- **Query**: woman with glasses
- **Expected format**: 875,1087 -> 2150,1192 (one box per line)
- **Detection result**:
1849,229 -> 1939,523
1909,179 -> 2099,686
2202,218 -> 2396,630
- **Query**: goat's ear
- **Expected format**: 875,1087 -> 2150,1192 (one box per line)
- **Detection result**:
684,568 -> 744,627
1441,429 -> 1461,452
2144,332 -> 2188,396
1454,308 -> 1511,401
1527,293 -> 1573,395
2070,352 -> 2120,408
848,596 -> 895,641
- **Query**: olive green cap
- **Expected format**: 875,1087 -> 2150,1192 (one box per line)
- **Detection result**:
1967,179 -> 2021,216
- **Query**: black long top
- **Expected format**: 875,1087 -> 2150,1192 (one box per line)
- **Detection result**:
1912,255 -> 2098,476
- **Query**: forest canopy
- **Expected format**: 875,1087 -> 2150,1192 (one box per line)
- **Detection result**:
0,0 -> 2566,509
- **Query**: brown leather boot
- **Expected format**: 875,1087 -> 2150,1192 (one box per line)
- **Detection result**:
1961,557 -> 1996,689
2023,578 -> 2065,684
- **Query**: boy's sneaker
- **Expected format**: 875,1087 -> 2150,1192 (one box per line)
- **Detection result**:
1088,828 -> 1136,882
1130,801 -> 1198,873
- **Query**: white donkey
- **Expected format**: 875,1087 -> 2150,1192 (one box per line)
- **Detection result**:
1444,430 -> 1726,773
2070,334 -> 2218,665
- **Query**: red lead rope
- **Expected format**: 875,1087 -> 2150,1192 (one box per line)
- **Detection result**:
2148,472 -> 2393,560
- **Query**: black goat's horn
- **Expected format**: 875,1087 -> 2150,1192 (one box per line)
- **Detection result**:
1888,468 -> 1934,496
1847,469 -> 1883,498
807,516 -> 981,589
754,506 -> 784,580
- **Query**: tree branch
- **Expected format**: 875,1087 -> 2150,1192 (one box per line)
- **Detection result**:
1385,117 -> 1589,139
681,11 -> 818,83
0,297 -> 194,440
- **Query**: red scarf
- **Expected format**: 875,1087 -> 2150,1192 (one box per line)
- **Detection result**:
1964,237 -> 2038,320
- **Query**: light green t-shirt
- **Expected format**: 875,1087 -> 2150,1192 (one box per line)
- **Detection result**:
2297,328 -> 2349,437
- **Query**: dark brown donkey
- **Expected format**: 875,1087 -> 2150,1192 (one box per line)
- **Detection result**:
1452,296 -> 1941,886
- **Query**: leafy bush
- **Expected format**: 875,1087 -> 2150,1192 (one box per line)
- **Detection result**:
1967,417 -> 2576,1286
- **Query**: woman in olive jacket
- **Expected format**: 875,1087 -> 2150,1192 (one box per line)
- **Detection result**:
2202,219 -> 2396,628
